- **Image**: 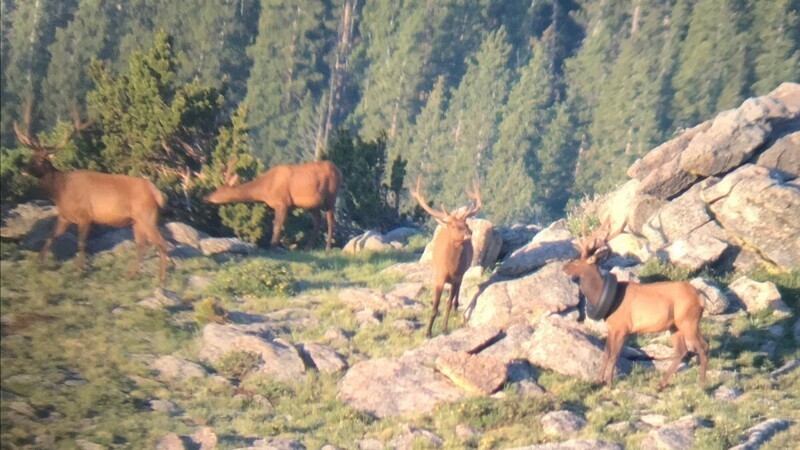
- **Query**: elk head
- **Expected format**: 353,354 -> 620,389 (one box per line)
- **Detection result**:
409,176 -> 482,245
562,217 -> 619,279
203,156 -> 242,204
13,99 -> 92,178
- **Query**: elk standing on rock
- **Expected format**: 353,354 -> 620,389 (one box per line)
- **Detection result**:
562,220 -> 708,389
204,158 -> 342,252
410,176 -> 481,338
14,100 -> 170,282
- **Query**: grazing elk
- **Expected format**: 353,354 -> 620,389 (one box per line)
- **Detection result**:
13,100 -> 170,282
562,220 -> 708,389
204,158 -> 342,252
410,176 -> 481,338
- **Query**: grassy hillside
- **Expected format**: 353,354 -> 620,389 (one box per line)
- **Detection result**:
1,241 -> 798,449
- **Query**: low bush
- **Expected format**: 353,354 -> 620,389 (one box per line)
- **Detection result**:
211,258 -> 296,298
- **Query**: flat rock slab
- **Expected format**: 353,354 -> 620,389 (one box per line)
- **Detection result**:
435,351 -> 507,395
541,410 -> 587,437
199,237 -> 256,256
406,326 -> 503,363
497,220 -> 578,277
661,234 -> 729,273
198,323 -> 305,382
152,355 -> 208,381
527,316 -> 630,381
468,263 -> 579,328
298,342 -> 347,373
337,357 -> 465,418
729,418 -> 793,450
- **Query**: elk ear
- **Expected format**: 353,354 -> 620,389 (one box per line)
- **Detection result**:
587,246 -> 610,264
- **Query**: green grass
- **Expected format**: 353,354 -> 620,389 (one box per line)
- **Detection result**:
1,240 -> 799,449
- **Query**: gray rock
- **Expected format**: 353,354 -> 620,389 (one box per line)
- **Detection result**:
337,357 -> 465,418
638,155 -> 699,200
541,410 -> 587,437
155,433 -> 186,450
756,132 -> 800,179
406,326 -> 504,363
152,355 -> 208,381
527,315 -> 630,381
641,181 -> 714,248
383,227 -> 420,244
199,237 -> 256,256
641,426 -> 694,450
75,440 -> 106,450
455,423 -> 481,440
469,263 -> 579,328
342,230 -> 391,254
600,180 -> 639,235
467,217 -> 502,268
435,351 -> 507,395
728,276 -> 791,316
701,165 -> 800,269
714,386 -> 742,401
729,418 -> 793,450
354,308 -> 381,327
298,342 -> 347,373
477,325 -> 537,364
497,224 -> 541,259
198,323 -> 306,382
0,200 -> 57,240
86,228 -> 134,253
497,220 -> 577,277
162,222 -> 206,248
246,437 -> 306,450
150,399 -> 182,416
387,424 -> 443,449
770,359 -> 799,379
767,82 -> 800,115
355,439 -> 384,450
689,278 -> 730,315
191,427 -> 217,450
628,121 -> 712,180
679,105 -> 769,177
661,234 -> 729,273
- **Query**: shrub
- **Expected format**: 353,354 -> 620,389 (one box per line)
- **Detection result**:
193,297 -> 228,325
212,258 -> 296,298
216,350 -> 262,380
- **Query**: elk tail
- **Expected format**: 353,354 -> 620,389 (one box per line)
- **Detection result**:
148,181 -> 167,208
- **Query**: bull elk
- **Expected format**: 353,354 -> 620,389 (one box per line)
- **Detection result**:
203,158 -> 342,252
410,176 -> 481,338
562,220 -> 708,389
13,100 -> 170,282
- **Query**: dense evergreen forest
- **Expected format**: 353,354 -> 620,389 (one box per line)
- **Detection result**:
1,0 -> 798,231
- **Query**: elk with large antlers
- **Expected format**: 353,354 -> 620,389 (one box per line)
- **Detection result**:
14,100 -> 170,282
203,158 -> 342,252
562,220 -> 708,389
410,176 -> 482,338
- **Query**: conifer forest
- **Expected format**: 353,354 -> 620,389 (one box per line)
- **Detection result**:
2,0 -> 798,231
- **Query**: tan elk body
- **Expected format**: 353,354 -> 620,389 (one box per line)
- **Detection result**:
14,101 -> 169,282
410,177 -> 481,338
562,222 -> 708,389
204,160 -> 342,251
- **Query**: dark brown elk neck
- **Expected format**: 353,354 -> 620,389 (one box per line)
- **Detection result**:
578,266 -> 605,308
37,170 -> 66,202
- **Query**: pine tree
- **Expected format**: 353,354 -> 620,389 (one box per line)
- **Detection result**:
439,28 -> 512,209
672,0 -> 748,127
750,0 -> 800,95
537,102 -> 579,220
485,39 -> 553,224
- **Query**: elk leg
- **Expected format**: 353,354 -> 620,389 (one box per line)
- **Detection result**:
442,282 -> 460,334
597,339 -> 613,384
40,217 -> 70,265
146,227 -> 170,284
305,208 -> 322,251
685,332 -> 709,388
75,221 -> 91,270
127,224 -> 148,280
325,208 -> 335,252
425,284 -> 444,338
660,331 -> 688,390
271,205 -> 288,248
604,330 -> 627,386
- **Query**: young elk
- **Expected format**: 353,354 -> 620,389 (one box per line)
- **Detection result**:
410,176 -> 481,338
14,100 -> 170,282
562,221 -> 708,389
204,158 -> 342,252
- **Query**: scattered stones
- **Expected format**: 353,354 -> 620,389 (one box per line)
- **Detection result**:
507,440 -> 623,450
770,359 -> 799,379
729,418 -> 793,450
247,437 -> 306,450
540,410 -> 587,437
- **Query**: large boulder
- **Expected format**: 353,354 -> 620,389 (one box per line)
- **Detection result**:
162,222 -> 207,248
689,278 -> 729,315
0,200 -> 57,240
628,121 -> 712,181
435,351 -> 507,395
468,263 -> 580,328
526,315 -> 629,381
641,181 -> 715,248
497,220 -> 577,277
199,237 -> 256,256
727,277 -> 791,316
342,230 -> 392,254
337,357 -> 465,418
660,234 -> 729,273
700,164 -> 800,269
756,131 -> 800,180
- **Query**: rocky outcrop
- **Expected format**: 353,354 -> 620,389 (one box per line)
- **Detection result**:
496,220 -> 577,277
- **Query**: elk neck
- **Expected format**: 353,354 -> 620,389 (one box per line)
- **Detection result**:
36,169 -> 66,202
577,265 -> 606,309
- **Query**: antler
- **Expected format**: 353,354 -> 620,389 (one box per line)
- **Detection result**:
409,176 -> 449,222
13,99 -> 92,153
460,180 -> 482,219
223,156 -> 240,187
577,216 -> 626,260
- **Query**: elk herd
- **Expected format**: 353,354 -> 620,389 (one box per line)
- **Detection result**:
10,101 -> 710,389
